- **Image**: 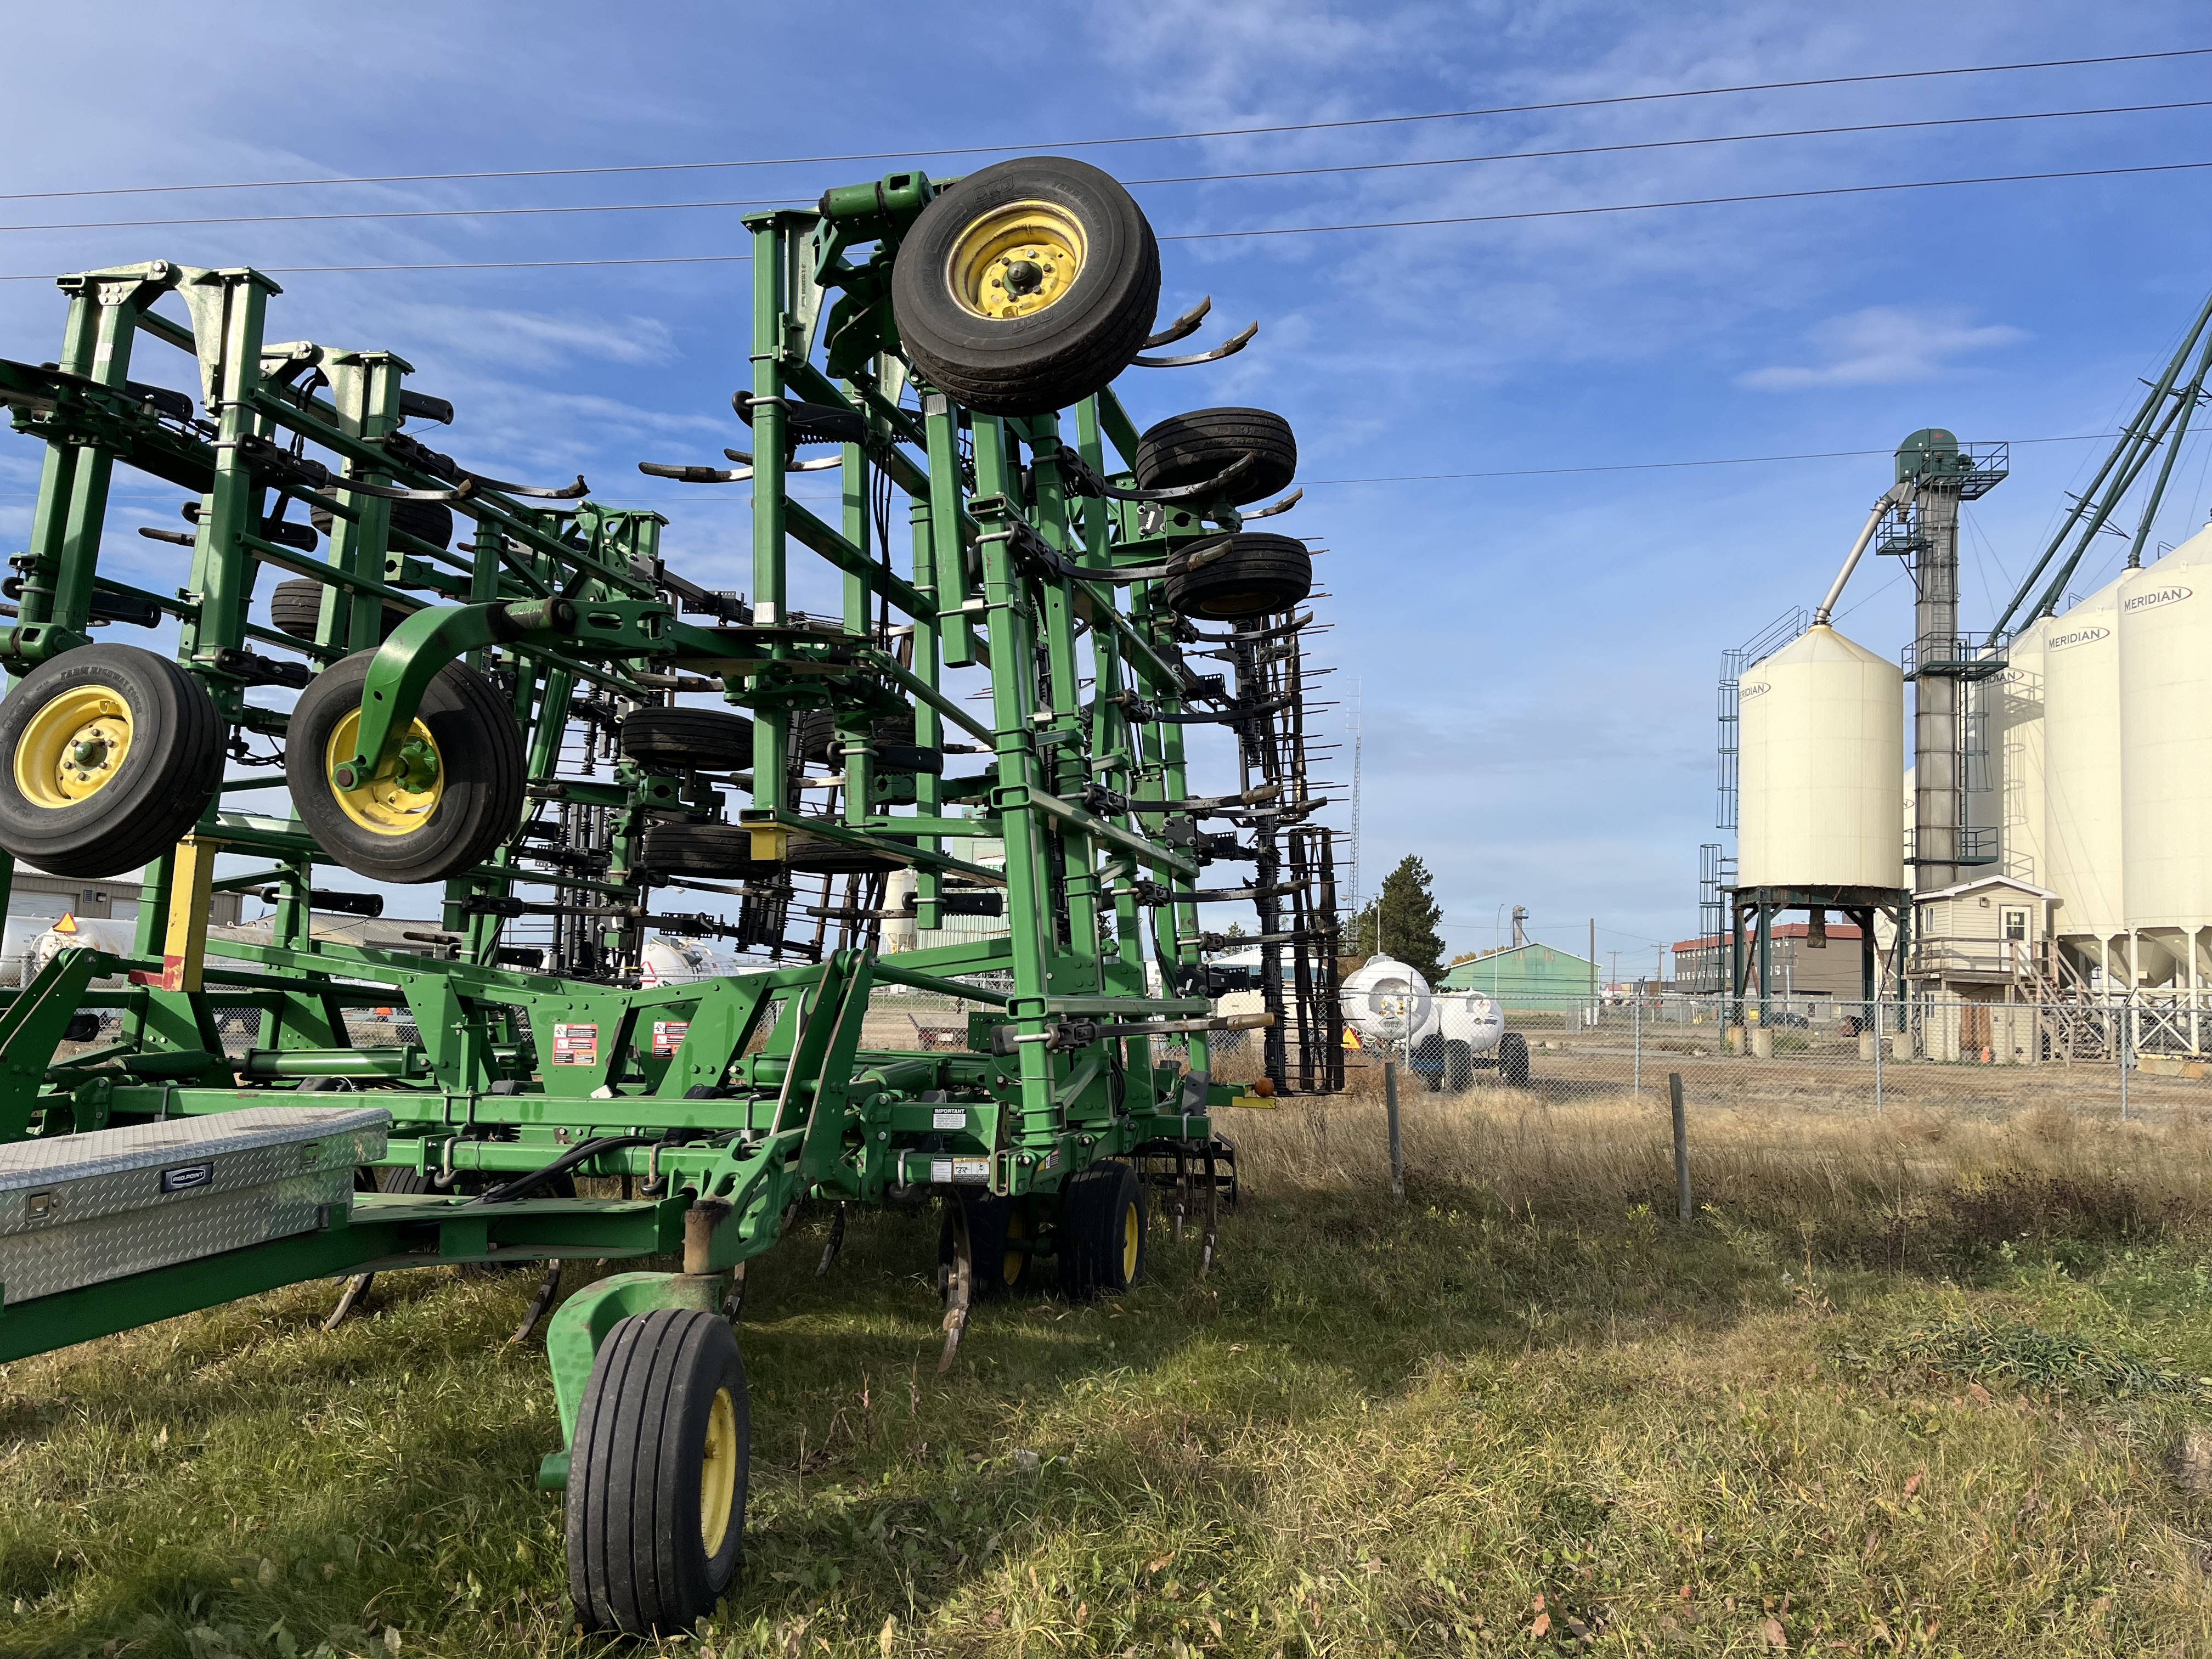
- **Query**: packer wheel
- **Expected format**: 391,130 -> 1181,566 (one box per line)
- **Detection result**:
308,495 -> 455,551
285,650 -> 524,884
891,156 -> 1159,415
1164,532 -> 1312,620
636,821 -> 769,879
620,707 -> 755,772
268,577 -> 404,645
1135,407 -> 1297,505
1058,1159 -> 1147,1299
0,643 -> 223,877
567,1308 -> 748,1635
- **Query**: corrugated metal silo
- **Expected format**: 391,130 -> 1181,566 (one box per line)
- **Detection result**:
1737,624 -> 1904,890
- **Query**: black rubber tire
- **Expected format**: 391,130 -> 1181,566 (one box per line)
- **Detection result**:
0,644 -> 223,878
891,156 -> 1159,415
939,1190 -> 1037,1299
782,830 -> 906,876
637,821 -> 768,879
1499,1031 -> 1531,1088
1164,533 -> 1312,620
268,577 -> 406,645
621,707 -> 755,773
308,497 -> 454,551
793,709 -> 917,770
567,1308 -> 748,1635
1057,1159 -> 1146,1300
1411,1032 -> 1446,1090
1135,408 -> 1297,506
285,650 -> 524,884
1446,1039 -> 1475,1092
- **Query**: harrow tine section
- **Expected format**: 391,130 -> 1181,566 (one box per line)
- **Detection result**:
1133,319 -> 1257,368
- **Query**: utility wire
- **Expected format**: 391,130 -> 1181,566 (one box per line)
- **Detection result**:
2,44 -> 2204,205
1,98 -> 2204,238
5,156 -> 2202,283
1165,156 -> 2212,241
3,433 -> 2117,501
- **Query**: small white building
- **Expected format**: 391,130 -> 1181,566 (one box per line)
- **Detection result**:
1905,874 -> 2058,1062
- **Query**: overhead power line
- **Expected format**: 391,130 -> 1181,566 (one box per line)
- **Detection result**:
1163,156 -> 2212,242
6,433 -> 2115,503
3,44 -> 2207,205
3,155 -> 2206,284
2,98 -> 2202,237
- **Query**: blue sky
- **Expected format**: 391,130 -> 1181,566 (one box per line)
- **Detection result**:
2,1 -> 2209,970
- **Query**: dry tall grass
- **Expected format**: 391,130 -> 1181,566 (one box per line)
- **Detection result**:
1230,1085 -> 2212,1268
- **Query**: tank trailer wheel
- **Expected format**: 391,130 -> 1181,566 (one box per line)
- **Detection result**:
1135,407 -> 1297,506
1446,1039 -> 1476,1092
0,643 -> 223,878
567,1308 -> 748,1636
1499,1030 -> 1532,1088
1164,532 -> 1312,621
891,155 -> 1160,415
1058,1159 -> 1147,1300
286,649 -> 524,884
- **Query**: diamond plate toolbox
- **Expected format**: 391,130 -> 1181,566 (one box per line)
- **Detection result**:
0,1106 -> 390,1304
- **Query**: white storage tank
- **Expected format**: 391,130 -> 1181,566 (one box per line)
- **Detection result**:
1994,616 -> 2049,888
2043,575 -> 2125,946
1736,624 -> 1904,889
2120,523 -> 2212,955
1340,954 -> 1432,1047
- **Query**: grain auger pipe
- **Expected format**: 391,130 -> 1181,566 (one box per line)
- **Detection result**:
1813,479 -> 1913,627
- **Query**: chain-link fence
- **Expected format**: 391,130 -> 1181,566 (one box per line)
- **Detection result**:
1367,991 -> 2205,1123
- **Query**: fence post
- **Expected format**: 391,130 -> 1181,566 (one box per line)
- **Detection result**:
1668,1071 -> 1691,1222
1384,1056 -> 1404,1203
1633,990 -> 1643,1097
1873,992 -> 1884,1115
2119,1007 -> 2130,1122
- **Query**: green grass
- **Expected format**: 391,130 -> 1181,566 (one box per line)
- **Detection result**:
10,1096 -> 2212,1656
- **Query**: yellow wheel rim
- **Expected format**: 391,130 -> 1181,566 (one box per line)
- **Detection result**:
14,684 -> 133,808
325,708 -> 443,836
701,1385 -> 738,1555
1121,1200 -> 1140,1282
1003,1207 -> 1030,1288
947,200 -> 1086,320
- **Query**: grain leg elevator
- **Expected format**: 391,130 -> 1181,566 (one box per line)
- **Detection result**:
1722,431 -> 2005,1024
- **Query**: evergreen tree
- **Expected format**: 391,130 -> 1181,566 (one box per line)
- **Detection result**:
1351,855 -> 1446,985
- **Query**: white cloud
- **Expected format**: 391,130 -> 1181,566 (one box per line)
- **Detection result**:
1738,306 -> 2026,390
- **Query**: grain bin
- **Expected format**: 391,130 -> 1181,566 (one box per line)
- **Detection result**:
1994,615 -> 2049,889
1736,624 -> 1904,890
2043,576 -> 2125,946
2119,523 -> 2212,968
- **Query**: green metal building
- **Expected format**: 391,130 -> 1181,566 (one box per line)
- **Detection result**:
1437,941 -> 1600,1009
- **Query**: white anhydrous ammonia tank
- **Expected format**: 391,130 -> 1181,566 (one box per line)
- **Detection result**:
1340,955 -> 1433,1047
2120,523 -> 2212,951
1994,616 -> 2049,889
1736,624 -> 1904,889
2044,576 -> 2125,945
1429,990 -> 1506,1054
